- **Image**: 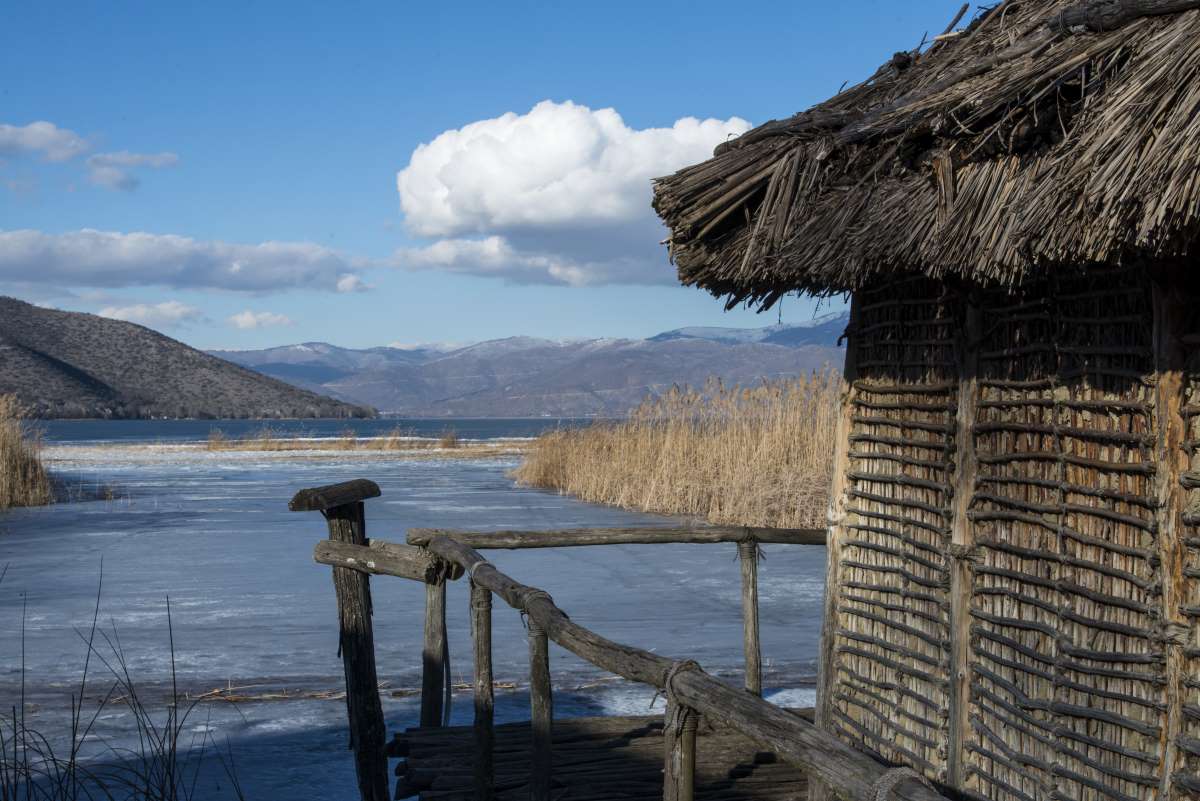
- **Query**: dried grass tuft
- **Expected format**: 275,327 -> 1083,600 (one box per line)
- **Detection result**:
0,394 -> 52,511
514,370 -> 841,529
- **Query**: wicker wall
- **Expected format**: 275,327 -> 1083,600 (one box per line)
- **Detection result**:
823,267 -> 1200,801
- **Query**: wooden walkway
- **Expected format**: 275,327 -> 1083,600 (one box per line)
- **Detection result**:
392,709 -> 814,801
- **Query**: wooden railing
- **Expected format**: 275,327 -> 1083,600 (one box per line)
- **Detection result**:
293,479 -> 948,801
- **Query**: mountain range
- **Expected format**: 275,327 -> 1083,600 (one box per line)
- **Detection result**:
0,297 -> 371,419
213,311 -> 848,417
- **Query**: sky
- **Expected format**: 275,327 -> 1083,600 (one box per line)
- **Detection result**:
0,1 -> 977,350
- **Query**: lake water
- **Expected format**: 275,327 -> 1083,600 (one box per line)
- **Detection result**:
0,420 -> 826,799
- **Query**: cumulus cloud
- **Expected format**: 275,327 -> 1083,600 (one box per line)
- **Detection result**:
336,274 -> 371,293
228,310 -> 293,330
99,300 -> 203,328
0,121 -> 89,162
86,151 -> 180,191
0,229 -> 372,293
395,100 -> 750,285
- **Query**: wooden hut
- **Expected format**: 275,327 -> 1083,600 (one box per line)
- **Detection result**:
653,2 -> 1200,800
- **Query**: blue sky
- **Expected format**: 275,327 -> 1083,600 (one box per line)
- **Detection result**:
1,1 -> 975,349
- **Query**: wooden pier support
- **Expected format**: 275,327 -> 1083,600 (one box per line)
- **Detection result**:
527,618 -> 553,801
738,539 -> 762,696
664,699 -> 698,801
290,480 -> 389,801
471,581 -> 495,801
422,576 -> 449,728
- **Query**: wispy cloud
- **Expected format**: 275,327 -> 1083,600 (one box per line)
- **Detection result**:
228,310 -> 293,329
86,150 -> 180,191
99,300 -> 203,329
396,100 -> 750,285
0,228 -> 374,293
0,121 -> 89,162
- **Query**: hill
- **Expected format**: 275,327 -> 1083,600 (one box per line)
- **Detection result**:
0,297 -> 373,419
215,313 -> 848,417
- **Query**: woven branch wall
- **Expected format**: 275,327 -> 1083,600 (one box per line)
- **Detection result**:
820,267 -> 1200,801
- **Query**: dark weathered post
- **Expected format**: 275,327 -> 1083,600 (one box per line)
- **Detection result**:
421,575 -> 448,727
290,479 -> 389,801
470,581 -> 495,801
738,538 -> 762,696
663,699 -> 697,801
527,618 -> 552,801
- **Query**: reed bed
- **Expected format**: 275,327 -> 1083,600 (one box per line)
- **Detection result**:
204,426 -> 521,459
0,394 -> 52,511
515,371 -> 841,529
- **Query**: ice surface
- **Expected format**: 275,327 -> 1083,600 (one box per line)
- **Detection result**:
0,421 -> 825,799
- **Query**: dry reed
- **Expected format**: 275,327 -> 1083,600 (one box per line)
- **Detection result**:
0,394 -> 52,511
514,370 -> 841,529
205,425 -> 522,459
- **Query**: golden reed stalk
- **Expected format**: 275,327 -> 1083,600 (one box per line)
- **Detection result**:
514,370 -> 841,529
0,395 -> 52,510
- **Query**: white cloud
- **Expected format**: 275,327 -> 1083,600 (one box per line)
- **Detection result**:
0,229 -> 373,293
228,310 -> 294,330
86,151 -> 180,191
0,121 -> 89,162
99,300 -> 203,328
336,273 -> 370,293
395,100 -> 750,285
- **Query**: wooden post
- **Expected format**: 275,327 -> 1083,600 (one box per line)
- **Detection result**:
527,618 -> 552,801
289,480 -> 389,801
737,538 -> 762,696
421,576 -> 448,728
470,581 -> 495,801
663,699 -> 697,801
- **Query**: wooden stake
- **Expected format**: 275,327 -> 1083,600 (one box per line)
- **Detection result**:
322,502 -> 389,801
421,576 -> 448,728
663,699 -> 697,801
738,539 -> 762,696
470,581 -> 495,801
528,619 -> 553,801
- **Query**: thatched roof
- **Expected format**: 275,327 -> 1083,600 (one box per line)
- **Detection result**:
652,0 -> 1200,308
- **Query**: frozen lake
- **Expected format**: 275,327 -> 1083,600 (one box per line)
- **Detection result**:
0,421 -> 826,799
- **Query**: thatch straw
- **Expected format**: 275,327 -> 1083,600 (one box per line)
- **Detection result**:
653,0 -> 1200,308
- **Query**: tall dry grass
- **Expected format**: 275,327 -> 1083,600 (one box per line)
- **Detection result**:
0,394 -> 52,511
514,370 -> 843,529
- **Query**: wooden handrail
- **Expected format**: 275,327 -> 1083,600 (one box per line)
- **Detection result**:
407,525 -> 825,548
425,534 -> 950,801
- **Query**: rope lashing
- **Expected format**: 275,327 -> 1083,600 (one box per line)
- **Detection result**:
465,557 -> 493,580
519,589 -> 556,629
870,766 -> 935,801
656,659 -> 703,719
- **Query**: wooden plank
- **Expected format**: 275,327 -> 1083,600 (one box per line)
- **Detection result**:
528,619 -> 553,801
738,540 -> 762,696
945,296 -> 981,789
407,526 -> 825,549
810,295 -> 859,801
470,581 -> 495,801
322,502 -> 389,801
290,479 -> 381,512
313,539 -> 440,583
424,535 -> 950,801
421,577 -> 448,728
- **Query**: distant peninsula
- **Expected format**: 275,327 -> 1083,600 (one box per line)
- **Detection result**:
0,297 -> 373,420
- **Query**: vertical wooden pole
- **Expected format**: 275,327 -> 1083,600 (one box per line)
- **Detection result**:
809,295 -> 860,801
325,502 -> 390,801
470,581 -> 495,801
421,576 -> 447,728
738,538 -> 762,696
527,619 -> 552,801
946,291 -> 981,789
663,699 -> 697,801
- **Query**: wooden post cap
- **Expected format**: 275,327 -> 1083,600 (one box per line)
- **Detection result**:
289,479 -> 382,512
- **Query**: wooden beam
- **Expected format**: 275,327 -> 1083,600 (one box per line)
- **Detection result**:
421,577 -> 448,728
313,539 -> 441,584
527,619 -> 553,801
424,535 -> 950,801
407,526 -> 825,549
738,540 -> 763,696
663,699 -> 697,801
317,502 -> 389,801
470,581 -> 495,801
289,479 -> 381,512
